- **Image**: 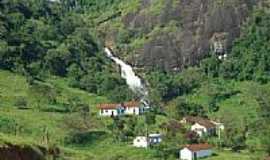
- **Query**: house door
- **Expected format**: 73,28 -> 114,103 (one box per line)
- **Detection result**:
111,111 -> 114,117
193,152 -> 197,160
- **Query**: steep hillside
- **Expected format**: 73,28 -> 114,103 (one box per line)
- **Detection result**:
96,0 -> 262,71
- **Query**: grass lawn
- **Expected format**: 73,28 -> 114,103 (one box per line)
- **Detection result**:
206,150 -> 263,160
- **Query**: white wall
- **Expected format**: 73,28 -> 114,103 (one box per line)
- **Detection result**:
180,148 -> 193,160
196,149 -> 212,158
133,137 -> 148,148
125,107 -> 140,115
99,109 -> 119,116
191,123 -> 207,137
99,107 -> 142,116
180,148 -> 212,160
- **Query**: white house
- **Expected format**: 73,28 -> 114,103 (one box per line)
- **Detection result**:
133,134 -> 162,148
133,136 -> 148,148
122,101 -> 141,115
191,122 -> 216,137
180,144 -> 213,160
98,101 -> 143,117
98,103 -> 121,117
181,116 -> 217,137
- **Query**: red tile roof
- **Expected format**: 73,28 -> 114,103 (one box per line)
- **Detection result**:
97,103 -> 119,109
123,101 -> 140,108
97,101 -> 140,110
184,143 -> 212,151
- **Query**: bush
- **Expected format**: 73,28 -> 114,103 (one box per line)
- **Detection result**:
14,96 -> 28,109
0,117 -> 17,134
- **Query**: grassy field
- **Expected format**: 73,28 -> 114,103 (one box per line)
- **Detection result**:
0,70 -> 159,159
0,70 -> 266,159
206,150 -> 264,160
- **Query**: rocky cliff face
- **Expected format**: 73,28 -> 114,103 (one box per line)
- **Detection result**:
104,0 -> 261,71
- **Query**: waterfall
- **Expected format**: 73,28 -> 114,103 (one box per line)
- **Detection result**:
104,48 -> 148,104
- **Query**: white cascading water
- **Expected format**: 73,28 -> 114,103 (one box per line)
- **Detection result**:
104,48 -> 148,104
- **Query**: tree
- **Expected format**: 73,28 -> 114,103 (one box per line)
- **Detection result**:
220,9 -> 270,82
253,86 -> 270,155
175,97 -> 190,118
208,97 -> 219,113
200,55 -> 220,77
28,83 -> 58,106
45,47 -> 70,76
67,63 -> 84,87
175,97 -> 206,118
222,114 -> 247,151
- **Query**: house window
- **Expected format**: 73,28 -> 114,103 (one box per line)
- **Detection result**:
105,110 -> 108,113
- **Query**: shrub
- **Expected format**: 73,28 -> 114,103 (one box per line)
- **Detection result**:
14,96 -> 28,109
0,117 -> 17,134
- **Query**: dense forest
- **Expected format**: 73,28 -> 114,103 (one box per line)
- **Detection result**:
0,0 -> 134,102
0,0 -> 270,160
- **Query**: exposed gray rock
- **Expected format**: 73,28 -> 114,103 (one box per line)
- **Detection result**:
121,0 -> 260,71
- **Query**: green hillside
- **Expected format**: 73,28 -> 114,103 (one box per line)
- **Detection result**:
0,0 -> 270,160
0,69 -> 267,159
0,70 -> 158,159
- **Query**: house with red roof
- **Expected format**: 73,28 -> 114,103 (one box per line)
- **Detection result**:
191,120 -> 216,137
181,116 -> 219,137
180,143 -> 213,160
122,101 -> 141,115
97,101 -> 143,117
97,103 -> 121,117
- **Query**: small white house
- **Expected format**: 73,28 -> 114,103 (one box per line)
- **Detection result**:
133,134 -> 162,148
180,144 -> 213,160
181,116 -> 223,137
191,122 -> 216,137
122,101 -> 141,115
98,101 -> 143,117
133,136 -> 148,148
98,103 -> 120,117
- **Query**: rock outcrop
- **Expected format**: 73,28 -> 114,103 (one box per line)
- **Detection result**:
113,0 -> 261,71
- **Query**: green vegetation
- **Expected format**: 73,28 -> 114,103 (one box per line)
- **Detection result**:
0,0 -> 270,160
0,0 -> 134,103
202,10 -> 270,83
0,70 -> 159,159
